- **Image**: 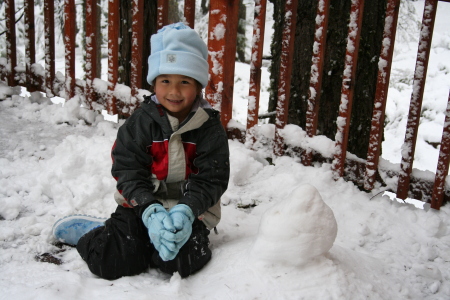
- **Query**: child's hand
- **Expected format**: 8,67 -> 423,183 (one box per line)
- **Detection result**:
169,204 -> 195,249
142,204 -> 178,261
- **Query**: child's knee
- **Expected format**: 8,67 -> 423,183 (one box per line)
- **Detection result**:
77,224 -> 154,279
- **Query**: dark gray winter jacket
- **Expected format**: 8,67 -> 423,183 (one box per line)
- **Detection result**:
111,95 -> 230,229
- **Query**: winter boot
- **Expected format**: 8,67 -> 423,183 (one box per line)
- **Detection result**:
53,215 -> 106,246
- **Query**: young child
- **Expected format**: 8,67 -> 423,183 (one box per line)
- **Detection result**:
52,23 -> 230,279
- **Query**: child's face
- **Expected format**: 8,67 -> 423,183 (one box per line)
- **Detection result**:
154,74 -> 200,122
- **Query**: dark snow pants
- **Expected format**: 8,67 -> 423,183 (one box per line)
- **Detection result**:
76,205 -> 212,280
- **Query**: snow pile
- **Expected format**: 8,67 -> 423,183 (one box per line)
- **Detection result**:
0,95 -> 450,299
0,82 -> 21,100
52,96 -> 100,125
250,184 -> 337,267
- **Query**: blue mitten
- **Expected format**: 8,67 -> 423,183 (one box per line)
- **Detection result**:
142,204 -> 178,261
169,204 -> 195,249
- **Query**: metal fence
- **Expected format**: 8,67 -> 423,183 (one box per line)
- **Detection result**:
2,0 -> 450,209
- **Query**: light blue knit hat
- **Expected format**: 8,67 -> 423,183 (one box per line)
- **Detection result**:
147,22 -> 209,88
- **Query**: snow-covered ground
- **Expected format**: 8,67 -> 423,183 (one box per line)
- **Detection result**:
1,1 -> 450,299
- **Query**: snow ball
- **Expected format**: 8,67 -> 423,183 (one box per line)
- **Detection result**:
29,91 -> 51,105
424,211 -> 446,238
0,226 -> 15,242
50,96 -> 99,125
54,97 -> 81,124
230,153 -> 263,186
79,107 -> 97,124
421,245 -> 438,261
250,184 -> 337,267
358,224 -> 370,236
0,84 -> 13,99
429,281 -> 441,294
413,264 -> 442,285
221,193 -> 231,206
0,195 -> 21,220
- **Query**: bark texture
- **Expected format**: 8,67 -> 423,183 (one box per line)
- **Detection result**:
268,0 -> 387,159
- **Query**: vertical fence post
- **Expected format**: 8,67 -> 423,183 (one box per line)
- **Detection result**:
221,0 -> 240,127
396,0 -> 438,199
64,0 -> 76,100
184,0 -> 196,28
5,0 -> 17,86
157,0 -> 169,30
431,91 -> 450,210
246,0 -> 267,144
24,0 -> 36,91
107,0 -> 119,115
364,0 -> 401,190
131,0 -> 144,104
206,1 -> 227,113
273,0 -> 299,156
331,0 -> 365,178
44,0 -> 55,97
302,0 -> 331,166
206,0 -> 239,128
85,0 -> 98,109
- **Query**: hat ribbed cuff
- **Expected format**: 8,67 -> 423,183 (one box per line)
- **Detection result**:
147,50 -> 209,88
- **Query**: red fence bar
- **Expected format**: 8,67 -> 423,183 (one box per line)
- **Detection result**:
302,0 -> 331,166
273,0 -> 299,156
131,0 -> 144,103
396,0 -> 438,199
221,0 -> 240,127
206,1 -> 227,116
246,0 -> 267,143
24,0 -> 36,91
184,0 -> 196,28
44,0 -> 55,97
64,0 -> 76,100
5,0 -> 17,86
107,0 -> 119,115
364,0 -> 401,190
157,0 -> 169,30
331,0 -> 365,178
431,91 -> 450,210
85,0 -> 98,109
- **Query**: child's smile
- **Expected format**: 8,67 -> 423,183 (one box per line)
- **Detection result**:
166,98 -> 183,104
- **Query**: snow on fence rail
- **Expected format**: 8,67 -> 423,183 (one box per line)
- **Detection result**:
2,0 -> 450,209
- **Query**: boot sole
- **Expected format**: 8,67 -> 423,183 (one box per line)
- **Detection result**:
52,214 -> 107,237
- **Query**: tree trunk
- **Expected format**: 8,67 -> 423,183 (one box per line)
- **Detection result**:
201,0 -> 209,16
95,0 -> 102,78
268,0 -> 387,159
237,0 -> 247,62
119,0 -> 157,91
142,0 -> 158,91
168,0 -> 181,24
